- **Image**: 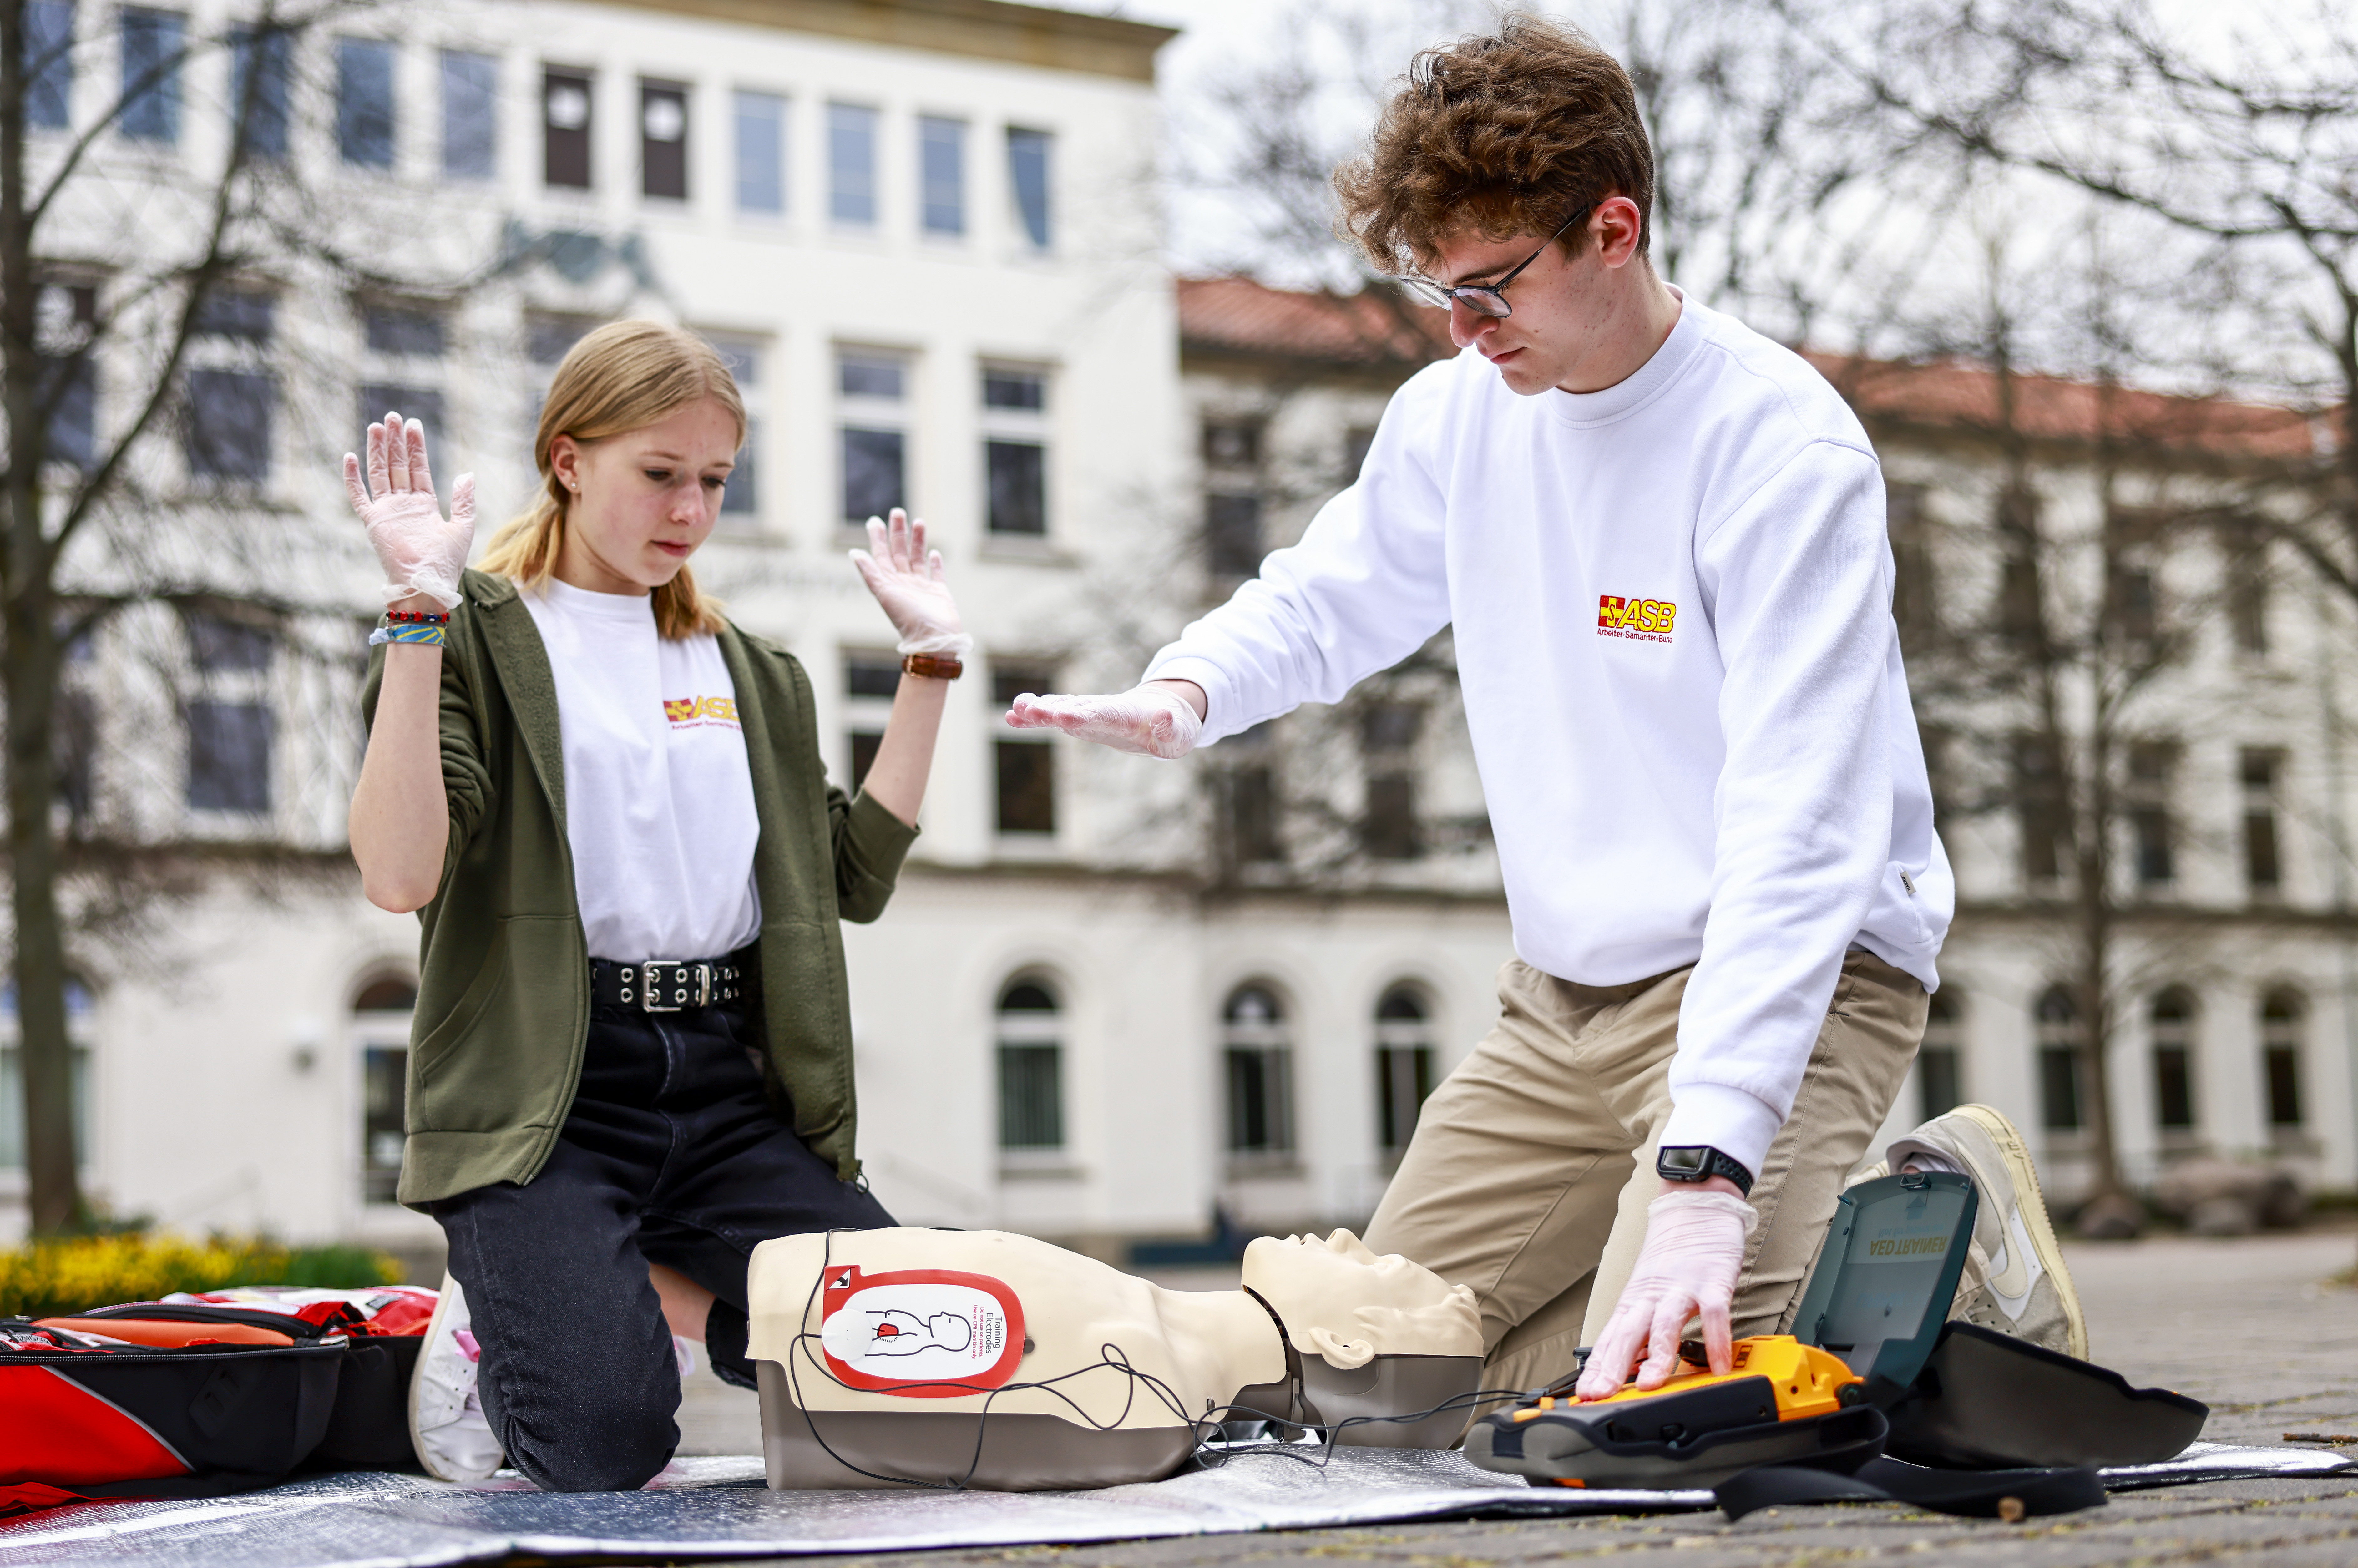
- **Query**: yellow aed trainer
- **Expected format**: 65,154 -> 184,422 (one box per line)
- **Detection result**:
1467,1171 -> 1975,1489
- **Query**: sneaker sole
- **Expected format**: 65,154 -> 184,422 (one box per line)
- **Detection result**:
409,1273 -> 500,1482
1949,1104 -> 2088,1360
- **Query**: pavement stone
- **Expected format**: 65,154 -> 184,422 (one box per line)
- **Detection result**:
677,1227 -> 2358,1565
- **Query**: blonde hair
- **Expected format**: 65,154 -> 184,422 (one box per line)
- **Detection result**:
478,320 -> 745,639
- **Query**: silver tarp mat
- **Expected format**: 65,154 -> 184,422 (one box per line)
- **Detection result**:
0,1442 -> 2347,1567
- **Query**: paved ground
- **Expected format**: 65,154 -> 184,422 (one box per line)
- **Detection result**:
678,1227 -> 2358,1565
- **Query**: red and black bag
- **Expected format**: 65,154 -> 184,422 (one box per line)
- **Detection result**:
0,1288 -> 436,1517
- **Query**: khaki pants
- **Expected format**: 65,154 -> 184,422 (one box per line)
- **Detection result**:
1364,949 -> 1926,1398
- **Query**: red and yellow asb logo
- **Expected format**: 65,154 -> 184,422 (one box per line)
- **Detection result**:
662,695 -> 740,727
1596,595 -> 1677,642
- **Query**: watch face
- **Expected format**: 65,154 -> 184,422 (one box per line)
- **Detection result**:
1659,1147 -> 1708,1179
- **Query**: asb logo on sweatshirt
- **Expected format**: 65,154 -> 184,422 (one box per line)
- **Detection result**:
1596,595 -> 1677,643
663,695 -> 741,730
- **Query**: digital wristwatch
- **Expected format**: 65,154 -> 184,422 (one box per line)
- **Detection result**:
1656,1144 -> 1754,1197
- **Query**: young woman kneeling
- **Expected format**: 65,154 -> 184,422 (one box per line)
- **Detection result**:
347,321 -> 964,1490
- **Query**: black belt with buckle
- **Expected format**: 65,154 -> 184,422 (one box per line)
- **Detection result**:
590,955 -> 746,1012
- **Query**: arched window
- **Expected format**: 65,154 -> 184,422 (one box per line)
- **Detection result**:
1918,990 -> 1963,1121
353,974 -> 416,1205
1373,983 -> 1435,1156
1223,983 -> 1293,1159
2150,989 -> 2197,1136
2260,989 -> 2305,1139
996,978 -> 1064,1154
0,977 -> 96,1171
2036,985 -> 2083,1132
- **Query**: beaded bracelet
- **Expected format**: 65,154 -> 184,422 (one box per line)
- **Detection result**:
369,622 -> 448,648
385,609 -> 450,625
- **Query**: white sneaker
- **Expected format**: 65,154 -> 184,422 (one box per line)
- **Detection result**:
1888,1105 -> 2089,1361
409,1273 -> 505,1482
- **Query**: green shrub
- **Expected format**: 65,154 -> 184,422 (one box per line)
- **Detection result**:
0,1233 -> 401,1321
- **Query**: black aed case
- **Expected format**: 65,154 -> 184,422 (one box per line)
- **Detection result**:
1466,1171 -> 2206,1501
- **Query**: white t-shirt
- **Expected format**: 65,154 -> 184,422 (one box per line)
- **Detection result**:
1144,292 -> 1952,1177
520,577 -> 762,961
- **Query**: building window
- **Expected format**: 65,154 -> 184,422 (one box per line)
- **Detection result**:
353,977 -> 415,1203
527,312 -> 596,371
982,364 -> 1047,536
2109,562 -> 2158,645
1218,722 -> 1281,868
2149,989 -> 2196,1136
838,349 -> 906,525
39,283 -> 98,472
842,648 -> 897,788
0,977 -> 95,1171
640,81 -> 687,200
2012,733 -> 2071,887
357,300 -> 447,446
185,608 -> 273,815
441,50 -> 496,178
1202,417 -> 1263,577
829,102 -> 877,226
1374,984 -> 1436,1157
2260,990 -> 2305,1137
2036,985 -> 2083,1133
735,90 -> 785,214
992,664 -> 1056,836
27,1 -> 73,129
2126,740 -> 2176,888
996,979 -> 1064,1154
228,25 -> 290,160
1223,984 -> 1294,1160
1007,126 -> 1051,249
56,686 -> 97,822
1888,481 -> 1938,653
1360,701 -> 1423,861
185,369 -> 272,480
336,38 -> 395,167
119,8 -> 182,144
544,68 -> 592,189
364,300 -> 444,358
705,335 -> 761,519
2226,527 -> 2269,656
1918,990 -> 1962,1121
2241,748 -> 2284,895
919,115 -> 965,235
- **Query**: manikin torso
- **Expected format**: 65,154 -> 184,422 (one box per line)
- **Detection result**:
745,1227 -> 1481,1490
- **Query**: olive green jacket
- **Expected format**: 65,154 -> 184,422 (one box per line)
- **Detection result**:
361,568 -> 918,1208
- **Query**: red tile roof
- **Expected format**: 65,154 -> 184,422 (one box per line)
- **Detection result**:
1178,275 -> 2332,461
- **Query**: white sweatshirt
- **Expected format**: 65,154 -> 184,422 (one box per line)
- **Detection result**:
1146,295 -> 1952,1176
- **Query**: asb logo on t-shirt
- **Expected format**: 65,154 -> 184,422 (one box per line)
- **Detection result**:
1596,594 -> 1677,643
662,695 -> 741,729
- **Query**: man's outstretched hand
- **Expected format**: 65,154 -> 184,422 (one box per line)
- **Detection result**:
1573,1189 -> 1757,1400
1003,680 -> 1206,761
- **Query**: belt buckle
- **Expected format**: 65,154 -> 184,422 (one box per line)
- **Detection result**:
642,959 -> 699,1012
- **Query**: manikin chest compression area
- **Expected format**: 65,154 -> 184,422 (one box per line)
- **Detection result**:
744,1227 -> 1485,1490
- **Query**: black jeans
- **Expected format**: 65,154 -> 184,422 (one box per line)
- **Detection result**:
432,998 -> 893,1492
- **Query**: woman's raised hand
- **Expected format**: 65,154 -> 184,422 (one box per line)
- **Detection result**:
344,413 -> 475,609
849,508 -> 971,657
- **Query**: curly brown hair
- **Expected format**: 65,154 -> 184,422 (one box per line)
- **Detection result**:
1335,14 -> 1654,276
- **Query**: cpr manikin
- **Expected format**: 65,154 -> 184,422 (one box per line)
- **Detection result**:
746,1227 -> 1482,1490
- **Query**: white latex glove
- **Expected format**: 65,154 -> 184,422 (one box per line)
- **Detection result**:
848,509 -> 971,658
1574,1190 -> 1758,1399
343,413 -> 475,610
1003,684 -> 1203,761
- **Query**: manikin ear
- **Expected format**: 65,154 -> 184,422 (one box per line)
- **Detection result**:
1305,1326 -> 1379,1369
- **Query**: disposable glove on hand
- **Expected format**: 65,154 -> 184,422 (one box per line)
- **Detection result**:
849,510 -> 972,659
1003,684 -> 1203,761
344,413 -> 475,610
1573,1189 -> 1758,1400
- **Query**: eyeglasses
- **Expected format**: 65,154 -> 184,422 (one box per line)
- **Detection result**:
1399,204 -> 1595,318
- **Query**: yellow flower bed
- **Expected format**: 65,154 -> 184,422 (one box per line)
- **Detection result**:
0,1234 -> 402,1321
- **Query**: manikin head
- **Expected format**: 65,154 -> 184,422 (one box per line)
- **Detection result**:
1242,1228 -> 1481,1368
1333,15 -> 1663,397
476,320 -> 745,635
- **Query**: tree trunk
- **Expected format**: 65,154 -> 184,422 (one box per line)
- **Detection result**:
0,0 -> 84,1233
